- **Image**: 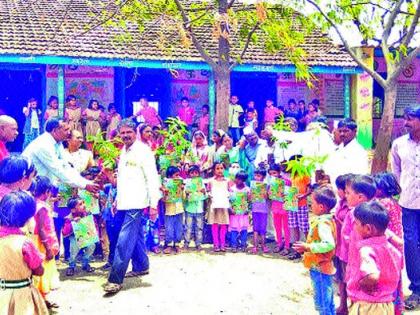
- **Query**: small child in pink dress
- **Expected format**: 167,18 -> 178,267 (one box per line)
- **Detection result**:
268,163 -> 291,256
198,105 -> 210,136
374,172 -> 404,315
347,201 -> 402,315
228,170 -> 250,253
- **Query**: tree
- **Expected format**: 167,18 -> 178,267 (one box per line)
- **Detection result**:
91,0 -> 314,130
285,0 -> 420,172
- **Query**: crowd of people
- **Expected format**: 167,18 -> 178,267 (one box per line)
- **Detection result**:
0,92 -> 419,315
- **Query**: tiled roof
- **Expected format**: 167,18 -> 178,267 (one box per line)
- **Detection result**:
0,0 -> 357,68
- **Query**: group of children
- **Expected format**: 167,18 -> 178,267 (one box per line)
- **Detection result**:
159,160 -> 310,257
296,173 -> 404,315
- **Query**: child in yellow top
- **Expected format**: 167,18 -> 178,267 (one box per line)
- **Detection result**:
293,186 -> 337,315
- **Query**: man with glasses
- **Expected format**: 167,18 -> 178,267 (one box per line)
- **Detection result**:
22,118 -> 99,193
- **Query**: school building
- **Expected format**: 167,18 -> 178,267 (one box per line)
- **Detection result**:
0,0 -> 418,150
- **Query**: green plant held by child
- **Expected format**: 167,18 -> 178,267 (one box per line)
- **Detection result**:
87,131 -> 122,170
285,155 -> 328,179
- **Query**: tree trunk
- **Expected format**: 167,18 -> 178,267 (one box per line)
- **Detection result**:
215,69 -> 231,130
214,0 -> 231,131
371,83 -> 397,173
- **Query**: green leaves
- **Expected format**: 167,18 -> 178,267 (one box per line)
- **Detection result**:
155,117 -> 192,164
285,155 -> 328,179
87,131 -> 122,170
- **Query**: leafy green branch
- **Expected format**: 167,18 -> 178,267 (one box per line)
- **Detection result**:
86,131 -> 122,170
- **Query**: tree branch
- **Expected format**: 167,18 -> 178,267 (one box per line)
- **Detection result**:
402,0 -> 420,48
73,0 -> 132,38
342,1 -> 414,16
183,10 -> 208,28
230,22 -> 260,69
383,0 -> 404,43
227,0 -> 236,9
173,0 -> 218,70
306,0 -> 387,87
390,44 -> 420,81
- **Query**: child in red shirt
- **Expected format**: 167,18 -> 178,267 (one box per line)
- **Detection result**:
347,201 -> 402,315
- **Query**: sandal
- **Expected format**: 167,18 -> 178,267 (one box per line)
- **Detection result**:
82,264 -> 95,273
279,248 -> 291,256
66,267 -> 75,277
287,251 -> 302,260
151,247 -> 161,254
262,246 -> 270,254
273,244 -> 284,253
405,294 -> 420,310
45,300 -> 59,309
104,282 -> 122,294
213,246 -> 220,252
249,247 -> 258,254
163,246 -> 172,255
125,269 -> 149,278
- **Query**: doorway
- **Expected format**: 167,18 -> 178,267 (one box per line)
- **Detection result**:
125,68 -> 171,119
0,66 -> 43,152
231,72 -> 278,129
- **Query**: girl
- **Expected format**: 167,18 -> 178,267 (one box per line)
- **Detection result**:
250,168 -> 269,254
0,191 -> 48,315
302,102 -> 320,127
198,104 -> 210,137
220,134 -> 249,178
44,96 -> 62,121
63,198 -> 96,276
83,99 -> 104,139
374,172 -> 404,315
65,95 -> 83,133
22,98 -> 42,149
229,170 -> 250,252
30,176 -> 60,309
162,166 -> 184,254
207,162 -> 230,252
190,131 -> 213,175
184,165 -> 206,250
268,163 -> 290,256
210,129 -> 226,163
106,103 -> 121,140
0,154 -> 37,199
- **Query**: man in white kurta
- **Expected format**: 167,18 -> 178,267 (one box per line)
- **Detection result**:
105,119 -> 161,294
323,118 -> 369,184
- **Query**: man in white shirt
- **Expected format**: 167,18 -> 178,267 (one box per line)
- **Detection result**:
105,119 -> 161,294
22,118 -> 98,193
391,105 -> 420,310
323,118 -> 369,185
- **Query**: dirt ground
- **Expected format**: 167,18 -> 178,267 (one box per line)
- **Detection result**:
50,246 -> 319,315
49,246 -> 420,315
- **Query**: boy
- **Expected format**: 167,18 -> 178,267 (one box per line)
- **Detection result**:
339,174 -> 376,314
347,201 -> 402,315
287,155 -> 311,260
293,186 -> 337,315
63,198 -> 96,276
334,174 -> 354,314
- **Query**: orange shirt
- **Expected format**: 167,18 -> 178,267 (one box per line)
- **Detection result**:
292,176 -> 310,208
